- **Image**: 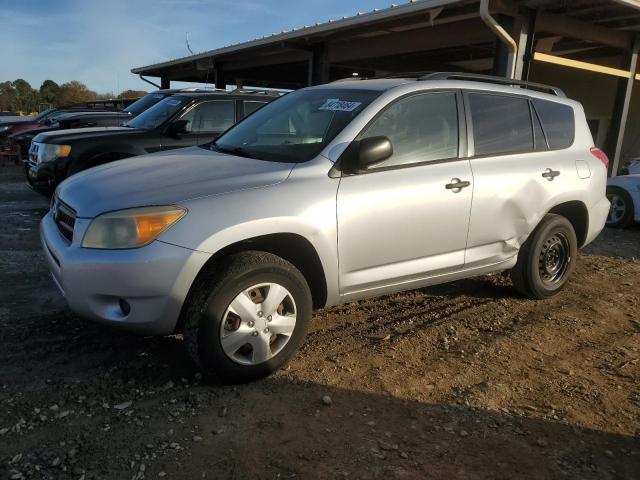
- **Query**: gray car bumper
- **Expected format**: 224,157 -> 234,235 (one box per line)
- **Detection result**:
40,212 -> 211,335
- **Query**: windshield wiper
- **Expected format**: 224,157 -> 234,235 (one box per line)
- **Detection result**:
212,142 -> 257,159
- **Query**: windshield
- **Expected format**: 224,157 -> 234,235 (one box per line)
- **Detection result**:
123,92 -> 169,116
124,96 -> 190,129
32,109 -> 56,121
213,88 -> 381,162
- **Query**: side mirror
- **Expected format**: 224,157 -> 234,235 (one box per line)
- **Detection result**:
168,119 -> 192,136
357,136 -> 393,169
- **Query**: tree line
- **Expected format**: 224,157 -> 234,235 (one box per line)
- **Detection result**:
0,79 -> 147,114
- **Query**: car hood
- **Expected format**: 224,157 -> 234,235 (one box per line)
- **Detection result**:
10,125 -> 55,139
0,117 -> 36,127
57,147 -> 296,218
33,126 -> 141,144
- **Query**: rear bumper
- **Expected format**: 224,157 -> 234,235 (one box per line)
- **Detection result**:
40,212 -> 211,335
584,196 -> 610,246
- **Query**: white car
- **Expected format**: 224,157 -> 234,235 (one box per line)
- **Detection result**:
607,174 -> 640,228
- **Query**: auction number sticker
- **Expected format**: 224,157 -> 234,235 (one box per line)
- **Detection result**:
319,99 -> 362,112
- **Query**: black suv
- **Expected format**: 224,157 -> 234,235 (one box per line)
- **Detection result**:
27,90 -> 278,193
12,89 -> 191,162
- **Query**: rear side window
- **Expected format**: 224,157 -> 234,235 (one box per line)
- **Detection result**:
243,101 -> 267,117
468,93 -> 533,156
532,99 -> 575,149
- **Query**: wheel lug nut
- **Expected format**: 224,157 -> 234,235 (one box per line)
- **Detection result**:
248,321 -> 255,327
267,315 -> 272,322
264,328 -> 269,334
257,311 -> 264,317
252,331 -> 259,337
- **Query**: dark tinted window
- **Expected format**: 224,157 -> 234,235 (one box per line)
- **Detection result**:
363,92 -> 458,168
469,94 -> 533,156
180,100 -> 235,133
124,93 -> 169,116
243,101 -> 267,117
125,97 -> 190,129
531,104 -> 547,151
532,99 -> 574,149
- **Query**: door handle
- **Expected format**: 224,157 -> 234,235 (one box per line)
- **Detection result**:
445,178 -> 471,192
542,168 -> 561,180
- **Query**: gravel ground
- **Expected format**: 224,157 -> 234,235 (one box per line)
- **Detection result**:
0,163 -> 639,480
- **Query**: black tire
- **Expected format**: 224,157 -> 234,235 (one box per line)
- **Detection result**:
183,251 -> 312,383
511,214 -> 578,299
606,186 -> 635,228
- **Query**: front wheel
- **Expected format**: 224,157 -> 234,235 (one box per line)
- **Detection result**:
183,251 -> 312,383
511,214 -> 578,299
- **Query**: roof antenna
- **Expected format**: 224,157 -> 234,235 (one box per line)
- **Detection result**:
186,33 -> 194,55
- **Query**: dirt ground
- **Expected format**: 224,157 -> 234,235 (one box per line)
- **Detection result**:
0,162 -> 639,480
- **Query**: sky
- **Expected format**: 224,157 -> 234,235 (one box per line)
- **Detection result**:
1,0 -> 393,94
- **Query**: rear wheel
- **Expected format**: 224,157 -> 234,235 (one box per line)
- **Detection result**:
511,214 -> 578,299
606,186 -> 634,228
183,251 -> 312,383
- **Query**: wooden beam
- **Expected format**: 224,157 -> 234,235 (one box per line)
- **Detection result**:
536,11 -> 633,50
328,18 -> 493,63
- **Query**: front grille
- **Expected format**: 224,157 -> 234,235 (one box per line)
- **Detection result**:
28,142 -> 40,166
53,198 -> 76,242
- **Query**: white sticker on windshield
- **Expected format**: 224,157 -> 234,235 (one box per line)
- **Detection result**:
165,99 -> 182,106
152,94 -> 164,98
319,99 -> 362,112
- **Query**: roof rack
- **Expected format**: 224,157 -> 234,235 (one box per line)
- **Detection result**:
331,76 -> 367,83
419,72 -> 566,97
179,87 -> 227,92
230,88 -> 281,96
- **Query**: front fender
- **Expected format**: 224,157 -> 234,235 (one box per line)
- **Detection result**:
159,157 -> 341,305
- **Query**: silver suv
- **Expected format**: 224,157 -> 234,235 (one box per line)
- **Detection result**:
41,73 -> 610,382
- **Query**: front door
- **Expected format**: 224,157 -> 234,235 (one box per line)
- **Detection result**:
336,91 -> 473,300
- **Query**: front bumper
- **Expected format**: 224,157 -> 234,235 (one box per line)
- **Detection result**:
26,160 -> 57,192
40,211 -> 211,335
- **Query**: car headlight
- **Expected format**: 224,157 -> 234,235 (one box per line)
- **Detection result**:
38,144 -> 71,164
82,206 -> 186,249
0,126 -> 9,133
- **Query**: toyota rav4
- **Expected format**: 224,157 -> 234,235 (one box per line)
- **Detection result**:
40,73 -> 610,383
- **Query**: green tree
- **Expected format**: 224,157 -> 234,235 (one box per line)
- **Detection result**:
13,79 -> 38,113
59,80 -> 97,105
0,81 -> 18,112
117,89 -> 147,99
39,80 -> 61,106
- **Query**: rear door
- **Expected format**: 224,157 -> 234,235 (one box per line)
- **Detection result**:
464,92 -> 575,267
337,90 -> 474,299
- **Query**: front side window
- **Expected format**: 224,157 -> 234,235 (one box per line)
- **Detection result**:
213,88 -> 381,162
124,96 -> 191,130
532,99 -> 575,150
180,100 -> 235,133
362,92 -> 459,169
469,93 -> 533,157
